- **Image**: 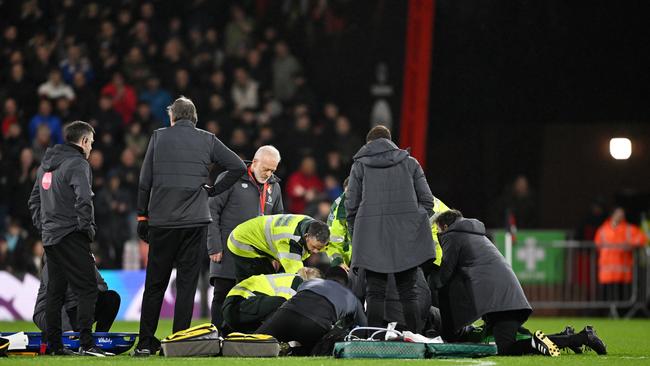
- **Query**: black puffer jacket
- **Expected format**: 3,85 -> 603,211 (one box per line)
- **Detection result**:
345,138 -> 435,273
438,218 -> 532,333
28,143 -> 95,246
137,120 -> 246,227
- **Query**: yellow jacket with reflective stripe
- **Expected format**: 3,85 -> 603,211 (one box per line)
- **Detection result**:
430,197 -> 450,266
227,214 -> 311,274
325,193 -> 351,266
227,273 -> 300,300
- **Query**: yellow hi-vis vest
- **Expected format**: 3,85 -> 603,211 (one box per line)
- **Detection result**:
325,193 -> 351,266
227,214 -> 310,274
430,196 -> 450,266
227,273 -> 299,300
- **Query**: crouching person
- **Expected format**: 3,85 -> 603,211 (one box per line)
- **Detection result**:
33,258 -> 120,334
256,267 -> 367,355
434,210 -> 607,356
222,267 -> 321,333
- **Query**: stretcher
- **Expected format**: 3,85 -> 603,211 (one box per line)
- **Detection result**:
0,332 -> 137,355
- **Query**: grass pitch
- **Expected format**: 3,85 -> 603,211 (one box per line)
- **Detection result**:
1,317 -> 649,365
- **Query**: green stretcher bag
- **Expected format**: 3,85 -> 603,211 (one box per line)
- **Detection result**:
332,327 -> 497,359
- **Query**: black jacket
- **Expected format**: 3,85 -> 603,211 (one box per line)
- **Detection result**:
346,138 -> 435,273
137,120 -> 246,227
32,259 -> 108,331
28,144 -> 96,246
208,166 -> 284,279
438,218 -> 532,333
289,278 -> 367,327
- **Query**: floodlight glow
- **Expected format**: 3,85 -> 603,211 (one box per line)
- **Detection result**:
609,138 -> 632,160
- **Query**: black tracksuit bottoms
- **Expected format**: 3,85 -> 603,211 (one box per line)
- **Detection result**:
44,232 -> 98,349
137,226 -> 207,349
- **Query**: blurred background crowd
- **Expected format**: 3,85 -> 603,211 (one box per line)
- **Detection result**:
0,0 -> 367,273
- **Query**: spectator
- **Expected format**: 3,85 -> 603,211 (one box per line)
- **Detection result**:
493,175 -> 539,229
32,124 -> 53,162
59,44 -> 94,84
37,69 -> 75,101
10,147 -> 38,228
5,63 -> 36,114
3,218 -> 31,274
132,102 -> 155,133
122,46 -> 152,91
54,97 -> 74,123
28,44 -> 54,86
139,77 -> 172,127
29,99 -> 63,144
95,174 -> 132,268
88,150 -> 106,191
115,148 -> 140,199
332,115 -> 363,166
1,98 -> 21,138
203,93 -> 232,135
71,71 -> 97,121
125,122 -> 149,161
285,156 -> 324,214
0,237 -> 9,271
27,239 -> 44,276
2,123 -> 26,162
224,5 -> 254,56
101,72 -> 137,125
272,40 -> 302,102
93,94 -> 123,136
231,67 -> 259,112
229,127 -> 255,159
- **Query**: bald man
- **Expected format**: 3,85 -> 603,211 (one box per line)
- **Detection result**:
207,145 -> 285,327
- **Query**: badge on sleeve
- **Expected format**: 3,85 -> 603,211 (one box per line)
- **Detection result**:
242,183 -> 248,188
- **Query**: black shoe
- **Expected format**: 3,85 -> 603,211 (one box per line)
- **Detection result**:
531,330 -> 560,357
48,347 -> 78,356
580,326 -> 607,355
559,326 -> 582,354
79,346 -> 114,357
132,348 -> 152,357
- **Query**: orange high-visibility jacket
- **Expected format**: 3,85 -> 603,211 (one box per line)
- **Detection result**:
594,220 -> 648,284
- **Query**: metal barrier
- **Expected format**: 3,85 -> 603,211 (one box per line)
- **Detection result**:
506,240 -> 649,318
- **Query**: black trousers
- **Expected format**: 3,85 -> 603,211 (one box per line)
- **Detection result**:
210,277 -> 236,327
137,226 -> 207,349
222,295 -> 287,333
256,308 -> 330,355
233,256 -> 276,283
36,290 -> 121,334
366,267 -> 420,333
482,311 -> 587,356
44,232 -> 98,349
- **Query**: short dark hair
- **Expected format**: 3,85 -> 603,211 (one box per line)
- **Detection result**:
167,96 -> 198,124
366,125 -> 391,142
64,121 -> 95,143
308,220 -> 330,244
433,209 -> 463,228
325,266 -> 349,287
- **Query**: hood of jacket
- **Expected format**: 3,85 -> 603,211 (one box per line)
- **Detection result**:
444,218 -> 487,236
41,143 -> 85,172
353,138 -> 410,168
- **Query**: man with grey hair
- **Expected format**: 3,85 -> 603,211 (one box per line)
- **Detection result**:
134,96 -> 246,356
207,144 -> 284,327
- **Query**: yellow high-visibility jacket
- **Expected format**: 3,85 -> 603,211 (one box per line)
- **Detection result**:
227,214 -> 313,274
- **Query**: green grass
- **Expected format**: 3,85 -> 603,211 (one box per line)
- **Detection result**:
1,317 -> 650,365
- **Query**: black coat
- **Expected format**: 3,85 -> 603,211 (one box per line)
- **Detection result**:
345,138 -> 435,273
438,218 -> 532,333
137,120 -> 246,227
28,144 -> 96,246
207,168 -> 283,279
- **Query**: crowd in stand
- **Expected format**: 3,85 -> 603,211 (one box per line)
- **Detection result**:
0,1 -> 364,273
